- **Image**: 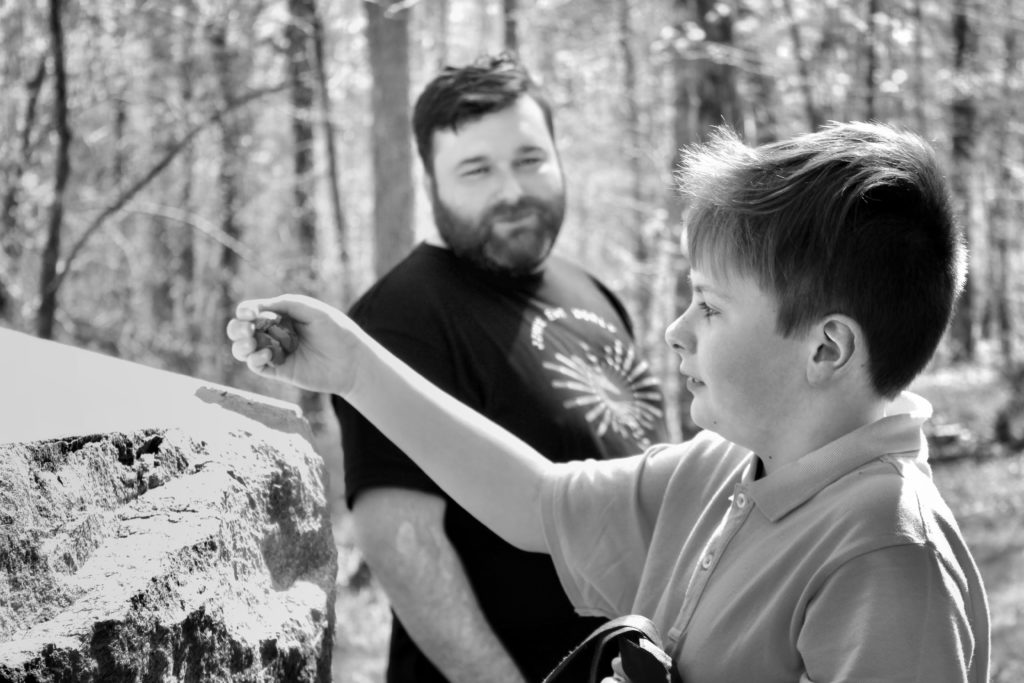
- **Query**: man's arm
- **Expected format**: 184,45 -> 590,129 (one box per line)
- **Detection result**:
353,488 -> 527,683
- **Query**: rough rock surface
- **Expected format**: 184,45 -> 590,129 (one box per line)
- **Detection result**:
0,329 -> 337,682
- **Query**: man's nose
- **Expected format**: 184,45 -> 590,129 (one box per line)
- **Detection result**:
493,167 -> 525,204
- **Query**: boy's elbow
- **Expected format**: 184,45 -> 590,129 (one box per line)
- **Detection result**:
493,473 -> 551,554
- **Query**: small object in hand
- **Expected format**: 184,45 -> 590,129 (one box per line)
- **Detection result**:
253,311 -> 299,365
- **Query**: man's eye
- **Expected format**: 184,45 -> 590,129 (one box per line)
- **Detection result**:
463,167 -> 488,177
518,157 -> 543,167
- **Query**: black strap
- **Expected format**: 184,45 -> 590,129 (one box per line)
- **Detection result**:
541,615 -> 678,683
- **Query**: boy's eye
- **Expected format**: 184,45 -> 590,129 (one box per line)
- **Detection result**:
698,302 -> 717,318
517,157 -> 543,168
463,166 -> 489,177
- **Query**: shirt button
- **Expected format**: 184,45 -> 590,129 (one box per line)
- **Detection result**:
700,554 -> 714,569
735,493 -> 748,509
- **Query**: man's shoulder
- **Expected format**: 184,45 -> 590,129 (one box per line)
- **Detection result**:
350,245 -> 458,317
543,254 -> 634,329
545,253 -> 603,287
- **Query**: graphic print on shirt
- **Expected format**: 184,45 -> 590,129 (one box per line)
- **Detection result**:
531,306 -> 664,450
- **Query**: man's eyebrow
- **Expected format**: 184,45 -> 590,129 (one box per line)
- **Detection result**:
455,146 -> 548,170
455,155 -> 489,167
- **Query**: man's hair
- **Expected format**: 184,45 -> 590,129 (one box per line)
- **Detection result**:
412,53 -> 554,176
678,122 -> 967,398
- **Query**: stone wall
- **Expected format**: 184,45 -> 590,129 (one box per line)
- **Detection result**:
0,329 -> 337,682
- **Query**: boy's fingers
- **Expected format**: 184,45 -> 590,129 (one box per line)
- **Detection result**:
234,300 -> 264,321
226,318 -> 254,341
231,337 -> 256,361
238,296 -> 300,318
245,348 -> 274,373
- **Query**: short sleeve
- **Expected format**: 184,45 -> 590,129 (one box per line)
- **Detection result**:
799,543 -> 979,682
540,446 -> 678,617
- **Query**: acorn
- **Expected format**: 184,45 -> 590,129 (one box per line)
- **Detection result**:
253,311 -> 299,365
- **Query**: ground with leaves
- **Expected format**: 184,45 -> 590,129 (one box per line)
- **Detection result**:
324,364 -> 1024,682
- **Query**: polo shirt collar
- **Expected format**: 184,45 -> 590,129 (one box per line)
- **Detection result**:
747,392 -> 933,522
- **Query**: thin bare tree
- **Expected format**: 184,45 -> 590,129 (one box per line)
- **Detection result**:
36,0 -> 71,339
949,0 -> 978,360
364,0 -> 415,277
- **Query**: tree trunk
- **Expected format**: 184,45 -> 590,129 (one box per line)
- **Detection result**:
949,0 -> 977,361
36,0 -> 71,340
911,0 -> 927,134
779,0 -> 823,130
504,0 -> 519,54
617,0 -> 652,346
749,54 -> 779,143
0,58 -> 45,323
288,0 -> 328,433
863,0 -> 878,120
2,59 -> 45,252
691,0 -> 741,136
173,13 -> 198,375
287,0 -> 318,291
310,4 -> 351,306
990,4 -> 1018,368
142,27 -> 175,340
435,0 -> 450,69
209,21 -> 245,380
364,0 -> 415,278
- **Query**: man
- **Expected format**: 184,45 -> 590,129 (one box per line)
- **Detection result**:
332,54 -> 666,683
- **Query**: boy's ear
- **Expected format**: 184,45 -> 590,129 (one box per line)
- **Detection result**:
807,316 -> 860,385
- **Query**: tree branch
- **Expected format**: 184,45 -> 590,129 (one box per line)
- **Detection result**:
47,83 -> 287,298
125,204 -> 281,282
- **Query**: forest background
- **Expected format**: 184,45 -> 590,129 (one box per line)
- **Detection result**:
1,0 -> 1022,681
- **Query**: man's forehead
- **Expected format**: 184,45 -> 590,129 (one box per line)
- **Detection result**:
432,98 -> 554,163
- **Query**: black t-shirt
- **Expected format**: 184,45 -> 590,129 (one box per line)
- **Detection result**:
333,243 -> 666,682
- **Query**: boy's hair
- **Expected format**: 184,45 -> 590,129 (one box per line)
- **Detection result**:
412,53 -> 555,176
678,122 -> 967,398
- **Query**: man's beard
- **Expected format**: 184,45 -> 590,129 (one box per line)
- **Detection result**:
430,188 -> 566,277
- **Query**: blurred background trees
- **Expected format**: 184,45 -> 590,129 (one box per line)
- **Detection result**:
2,0 -> 1022,439
4,2 -> 1024,679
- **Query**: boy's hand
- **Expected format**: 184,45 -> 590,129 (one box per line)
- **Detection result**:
226,294 -> 359,395
600,656 -> 628,682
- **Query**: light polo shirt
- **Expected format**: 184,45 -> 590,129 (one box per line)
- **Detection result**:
542,392 -> 990,682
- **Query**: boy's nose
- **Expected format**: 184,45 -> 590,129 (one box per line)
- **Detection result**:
664,315 -> 693,355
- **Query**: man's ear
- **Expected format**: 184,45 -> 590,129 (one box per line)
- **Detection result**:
807,316 -> 860,385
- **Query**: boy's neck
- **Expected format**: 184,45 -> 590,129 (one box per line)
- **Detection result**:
757,394 -> 887,477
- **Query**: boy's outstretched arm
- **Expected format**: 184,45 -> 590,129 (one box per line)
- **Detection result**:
226,294 -> 553,552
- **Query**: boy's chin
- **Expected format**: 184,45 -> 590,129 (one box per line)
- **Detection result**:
689,406 -> 735,443
688,406 -> 713,433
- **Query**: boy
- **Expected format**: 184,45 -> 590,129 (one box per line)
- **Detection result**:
228,122 -> 990,682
